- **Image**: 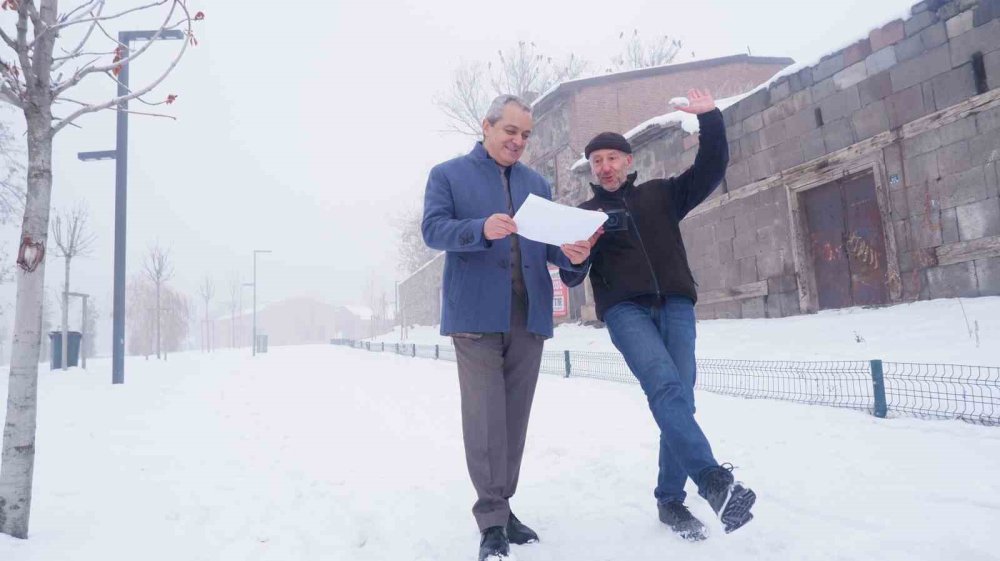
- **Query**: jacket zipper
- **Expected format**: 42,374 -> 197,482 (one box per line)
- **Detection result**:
621,190 -> 662,299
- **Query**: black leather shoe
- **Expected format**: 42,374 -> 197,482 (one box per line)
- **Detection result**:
478,526 -> 510,560
506,511 -> 539,544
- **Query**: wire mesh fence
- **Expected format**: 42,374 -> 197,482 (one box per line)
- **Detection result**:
331,339 -> 1000,426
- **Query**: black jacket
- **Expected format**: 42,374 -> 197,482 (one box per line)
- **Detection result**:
563,108 -> 729,320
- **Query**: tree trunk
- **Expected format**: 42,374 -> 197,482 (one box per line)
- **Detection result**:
1,114 -> 54,539
61,256 -> 70,371
155,283 -> 161,359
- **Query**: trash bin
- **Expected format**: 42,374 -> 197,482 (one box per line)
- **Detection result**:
256,334 -> 269,354
49,331 -> 82,369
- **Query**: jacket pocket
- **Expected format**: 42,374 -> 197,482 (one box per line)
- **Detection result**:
447,257 -> 468,305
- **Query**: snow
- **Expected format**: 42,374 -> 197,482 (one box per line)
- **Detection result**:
1,335 -> 997,560
389,297 -> 1000,366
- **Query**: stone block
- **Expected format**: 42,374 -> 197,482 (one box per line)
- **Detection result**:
843,39 -> 873,66
901,129 -> 941,158
926,261 -> 980,298
938,167 -> 989,209
894,32 -> 926,64
975,257 -> 1000,296
941,207 -> 960,243
889,43 -> 951,92
814,52 -> 846,82
945,10 -> 975,39
911,210 -> 943,248
741,297 -> 767,319
866,47 -> 898,76
970,128 -> 1000,166
801,128 -> 827,161
885,83 -> 931,129
938,116 -> 978,146
822,118 -> 856,152
834,61 -> 869,90
739,256 -> 758,284
938,140 -> 973,176
904,9 -> 938,36
759,121 -> 787,150
870,19 -> 906,51
851,100 -> 891,140
819,86 -> 862,123
956,198 -> 1000,240
931,64 -> 978,111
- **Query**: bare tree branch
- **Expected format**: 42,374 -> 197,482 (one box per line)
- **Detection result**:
143,244 -> 173,285
52,0 -> 184,98
51,1 -> 106,72
50,204 -> 97,259
0,25 -> 17,49
437,43 -> 588,138
43,0 -> 168,39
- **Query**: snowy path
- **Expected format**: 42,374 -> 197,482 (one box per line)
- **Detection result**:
1,345 -> 998,560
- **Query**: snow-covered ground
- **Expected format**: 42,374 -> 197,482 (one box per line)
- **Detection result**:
381,297 -> 1000,366
1,341 -> 998,560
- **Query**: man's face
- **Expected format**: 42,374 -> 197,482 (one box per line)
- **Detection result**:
589,149 -> 633,192
482,104 -> 533,167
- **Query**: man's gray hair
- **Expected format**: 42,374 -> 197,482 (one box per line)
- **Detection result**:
484,94 -> 532,125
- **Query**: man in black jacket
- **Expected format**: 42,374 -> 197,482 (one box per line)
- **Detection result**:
562,89 -> 756,540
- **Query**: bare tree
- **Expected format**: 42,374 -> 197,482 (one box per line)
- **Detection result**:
198,275 -> 213,353
50,204 -> 95,370
394,202 -> 438,275
227,273 -> 240,348
437,41 -> 588,137
143,244 -> 173,360
127,275 -> 189,357
607,30 -> 683,73
0,0 -> 201,537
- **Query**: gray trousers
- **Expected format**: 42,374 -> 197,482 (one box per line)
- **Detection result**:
453,293 -> 544,531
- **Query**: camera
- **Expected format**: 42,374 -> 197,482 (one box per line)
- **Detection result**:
603,208 -> 629,232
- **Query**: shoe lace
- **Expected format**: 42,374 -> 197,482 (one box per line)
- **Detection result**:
665,501 -> 695,521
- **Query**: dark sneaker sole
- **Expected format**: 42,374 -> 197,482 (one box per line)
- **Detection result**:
675,526 -> 708,542
721,485 -> 756,533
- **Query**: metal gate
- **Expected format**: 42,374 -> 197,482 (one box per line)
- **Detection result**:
802,173 -> 889,310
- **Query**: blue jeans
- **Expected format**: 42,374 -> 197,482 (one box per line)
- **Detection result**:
604,296 -> 717,504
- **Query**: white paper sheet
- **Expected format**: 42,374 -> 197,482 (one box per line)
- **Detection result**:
512,194 -> 608,246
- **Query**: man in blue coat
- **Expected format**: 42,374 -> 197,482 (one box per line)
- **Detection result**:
423,94 -> 593,561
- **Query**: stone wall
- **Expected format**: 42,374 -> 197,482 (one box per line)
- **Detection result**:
569,0 -> 1000,320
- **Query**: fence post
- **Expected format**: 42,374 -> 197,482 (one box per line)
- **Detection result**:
435,345 -> 439,359
869,359 -> 887,418
412,344 -> 416,357
564,350 -> 571,378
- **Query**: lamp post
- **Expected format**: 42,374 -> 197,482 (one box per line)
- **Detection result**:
77,29 -> 185,384
251,250 -> 271,355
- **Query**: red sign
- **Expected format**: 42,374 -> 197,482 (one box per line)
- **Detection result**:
549,266 -> 569,318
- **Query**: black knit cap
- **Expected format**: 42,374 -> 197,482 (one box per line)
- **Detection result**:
584,132 -> 632,159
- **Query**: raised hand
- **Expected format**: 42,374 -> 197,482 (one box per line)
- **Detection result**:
674,88 -> 716,115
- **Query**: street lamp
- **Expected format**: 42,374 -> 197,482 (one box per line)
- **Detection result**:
77,29 -> 185,385
251,250 -> 272,356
